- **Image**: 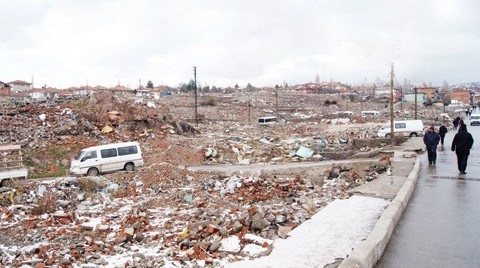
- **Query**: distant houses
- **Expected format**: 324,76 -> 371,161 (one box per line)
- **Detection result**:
0,79 -> 177,101
8,80 -> 32,93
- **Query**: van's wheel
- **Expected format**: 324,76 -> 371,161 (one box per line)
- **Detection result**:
385,133 -> 391,138
410,132 -> 418,137
87,167 -> 99,176
1,178 -> 14,187
124,162 -> 135,172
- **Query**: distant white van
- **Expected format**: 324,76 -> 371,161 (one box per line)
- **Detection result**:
333,111 -> 354,116
258,116 -> 277,125
70,142 -> 144,176
470,114 -> 480,126
377,120 -> 424,138
362,111 -> 380,116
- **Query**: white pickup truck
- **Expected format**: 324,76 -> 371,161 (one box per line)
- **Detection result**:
0,144 -> 28,186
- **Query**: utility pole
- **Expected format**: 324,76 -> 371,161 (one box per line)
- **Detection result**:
275,89 -> 279,117
400,86 -> 403,111
414,86 -> 418,120
390,63 -> 395,147
194,66 -> 198,127
248,100 -> 251,123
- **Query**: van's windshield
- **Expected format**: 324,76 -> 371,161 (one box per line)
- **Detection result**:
74,150 -> 85,160
471,115 -> 480,119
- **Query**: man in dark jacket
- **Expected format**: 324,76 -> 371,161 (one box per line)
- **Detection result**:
439,124 -> 448,145
452,124 -> 474,174
423,126 -> 440,164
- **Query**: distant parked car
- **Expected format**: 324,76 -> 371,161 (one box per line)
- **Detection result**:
470,114 -> 480,126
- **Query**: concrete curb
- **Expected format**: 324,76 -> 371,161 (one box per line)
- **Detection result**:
338,156 -> 422,268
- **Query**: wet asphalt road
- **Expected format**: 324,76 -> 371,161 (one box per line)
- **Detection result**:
377,119 -> 480,268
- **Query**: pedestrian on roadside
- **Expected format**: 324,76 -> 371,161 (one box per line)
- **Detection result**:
453,117 -> 460,130
451,124 -> 474,174
423,126 -> 440,165
439,124 -> 448,145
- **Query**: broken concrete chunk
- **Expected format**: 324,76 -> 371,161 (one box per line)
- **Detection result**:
240,244 -> 270,258
251,212 -> 270,230
218,236 -> 242,255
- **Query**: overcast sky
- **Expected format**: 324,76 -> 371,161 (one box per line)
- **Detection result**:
1,0 -> 479,89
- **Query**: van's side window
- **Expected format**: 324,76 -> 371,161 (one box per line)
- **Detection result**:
82,151 -> 97,162
118,146 -> 138,156
101,148 -> 118,158
395,123 -> 406,129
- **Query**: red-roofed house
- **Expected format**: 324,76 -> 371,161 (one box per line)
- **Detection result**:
0,81 -> 11,95
8,80 -> 32,93
450,89 -> 471,104
28,87 -> 60,99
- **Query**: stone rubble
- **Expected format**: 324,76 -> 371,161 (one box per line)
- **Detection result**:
1,90 -> 443,267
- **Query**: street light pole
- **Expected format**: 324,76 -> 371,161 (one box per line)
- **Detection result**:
414,86 -> 418,120
389,63 -> 395,147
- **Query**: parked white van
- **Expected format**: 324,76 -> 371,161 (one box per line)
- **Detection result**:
258,116 -> 277,125
470,114 -> 480,126
361,111 -> 380,116
377,120 -> 424,138
70,142 -> 144,176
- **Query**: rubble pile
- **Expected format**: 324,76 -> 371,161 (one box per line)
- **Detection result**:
0,158 -> 390,267
0,92 -> 197,150
0,90 -> 409,267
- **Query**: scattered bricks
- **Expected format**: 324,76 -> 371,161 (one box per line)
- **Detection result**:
194,199 -> 205,207
206,224 -> 219,234
0,92 -> 399,267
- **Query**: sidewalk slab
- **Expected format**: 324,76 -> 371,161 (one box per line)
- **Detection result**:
225,196 -> 389,268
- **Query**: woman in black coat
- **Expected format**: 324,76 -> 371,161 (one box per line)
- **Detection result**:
439,124 -> 448,145
451,124 -> 474,174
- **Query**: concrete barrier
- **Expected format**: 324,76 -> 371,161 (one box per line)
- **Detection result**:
339,157 -> 421,268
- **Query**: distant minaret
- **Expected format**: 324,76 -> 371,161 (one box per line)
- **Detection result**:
31,75 -> 34,90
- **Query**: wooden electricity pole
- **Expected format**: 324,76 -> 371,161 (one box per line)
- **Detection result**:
248,100 -> 251,123
390,63 -> 395,147
194,66 -> 198,127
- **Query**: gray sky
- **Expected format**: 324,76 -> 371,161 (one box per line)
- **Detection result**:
1,0 -> 479,88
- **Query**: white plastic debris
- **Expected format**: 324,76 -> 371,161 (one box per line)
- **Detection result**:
146,101 -> 156,108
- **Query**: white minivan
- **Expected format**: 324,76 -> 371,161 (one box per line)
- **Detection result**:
470,114 -> 480,126
70,142 -> 144,176
377,120 -> 424,138
362,111 -> 380,116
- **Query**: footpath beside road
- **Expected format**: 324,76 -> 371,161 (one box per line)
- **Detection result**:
226,137 -> 424,268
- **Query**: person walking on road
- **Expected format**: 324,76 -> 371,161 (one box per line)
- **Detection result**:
451,124 -> 474,174
439,124 -> 448,145
453,117 -> 460,130
424,126 -> 440,165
